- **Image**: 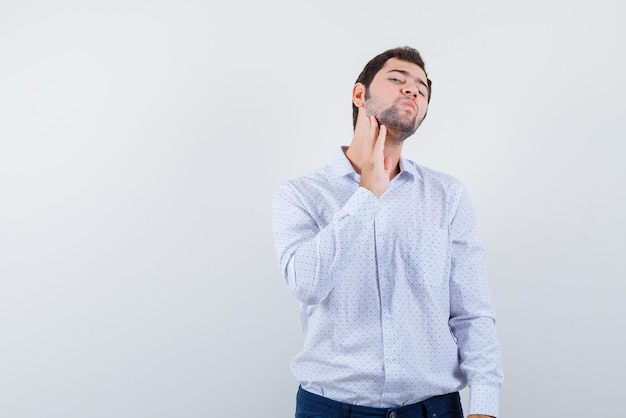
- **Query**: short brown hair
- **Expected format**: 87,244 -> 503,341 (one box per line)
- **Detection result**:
352,46 -> 432,129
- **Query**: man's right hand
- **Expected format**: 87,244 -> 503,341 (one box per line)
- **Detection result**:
359,116 -> 392,199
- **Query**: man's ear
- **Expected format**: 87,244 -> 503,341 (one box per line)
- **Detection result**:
352,83 -> 366,108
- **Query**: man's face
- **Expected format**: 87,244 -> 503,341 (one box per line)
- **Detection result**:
363,58 -> 430,142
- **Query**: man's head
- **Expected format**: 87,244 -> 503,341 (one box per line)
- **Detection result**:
352,47 -> 432,141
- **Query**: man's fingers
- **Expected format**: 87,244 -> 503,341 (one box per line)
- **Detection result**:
359,119 -> 390,199
368,116 -> 380,142
383,155 -> 392,173
374,124 -> 387,154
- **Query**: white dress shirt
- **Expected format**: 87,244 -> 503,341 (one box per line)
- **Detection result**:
272,148 -> 503,416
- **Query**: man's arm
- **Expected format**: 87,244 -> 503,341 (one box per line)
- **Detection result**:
272,183 -> 379,304
447,184 -> 503,417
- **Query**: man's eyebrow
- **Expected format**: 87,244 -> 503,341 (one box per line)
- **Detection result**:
386,69 -> 430,90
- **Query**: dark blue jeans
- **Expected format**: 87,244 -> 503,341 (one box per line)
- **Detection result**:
295,386 -> 463,418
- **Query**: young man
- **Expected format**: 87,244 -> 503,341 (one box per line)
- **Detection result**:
272,46 -> 503,418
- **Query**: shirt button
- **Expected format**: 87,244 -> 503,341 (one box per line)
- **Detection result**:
389,412 -> 397,418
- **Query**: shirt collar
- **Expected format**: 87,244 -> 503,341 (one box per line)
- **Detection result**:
399,154 -> 421,180
329,146 -> 422,180
329,147 -> 357,178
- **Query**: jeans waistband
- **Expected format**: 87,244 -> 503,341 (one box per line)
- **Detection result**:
296,386 -> 460,418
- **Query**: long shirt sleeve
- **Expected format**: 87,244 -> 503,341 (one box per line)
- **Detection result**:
447,184 -> 503,416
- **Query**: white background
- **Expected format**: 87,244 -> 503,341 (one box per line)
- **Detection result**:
1,1 -> 624,417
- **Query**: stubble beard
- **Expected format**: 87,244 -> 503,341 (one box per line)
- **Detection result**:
364,94 -> 422,144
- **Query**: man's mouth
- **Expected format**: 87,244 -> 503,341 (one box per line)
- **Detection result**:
400,99 -> 416,111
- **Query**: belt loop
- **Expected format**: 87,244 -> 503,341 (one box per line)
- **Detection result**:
342,403 -> 350,418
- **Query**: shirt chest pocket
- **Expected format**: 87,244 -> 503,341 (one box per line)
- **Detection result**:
397,227 -> 449,287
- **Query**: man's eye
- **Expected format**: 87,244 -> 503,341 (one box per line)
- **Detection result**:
390,77 -> 401,83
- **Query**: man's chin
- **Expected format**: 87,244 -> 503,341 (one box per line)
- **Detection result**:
379,115 -> 418,131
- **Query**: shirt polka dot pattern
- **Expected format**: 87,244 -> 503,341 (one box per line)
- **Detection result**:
272,148 -> 503,416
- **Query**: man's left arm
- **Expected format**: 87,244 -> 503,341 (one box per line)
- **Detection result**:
447,183 -> 503,418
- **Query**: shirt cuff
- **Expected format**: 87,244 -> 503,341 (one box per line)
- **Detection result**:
340,186 -> 381,220
468,384 -> 500,417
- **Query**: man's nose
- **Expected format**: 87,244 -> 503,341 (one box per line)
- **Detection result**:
403,85 -> 418,98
